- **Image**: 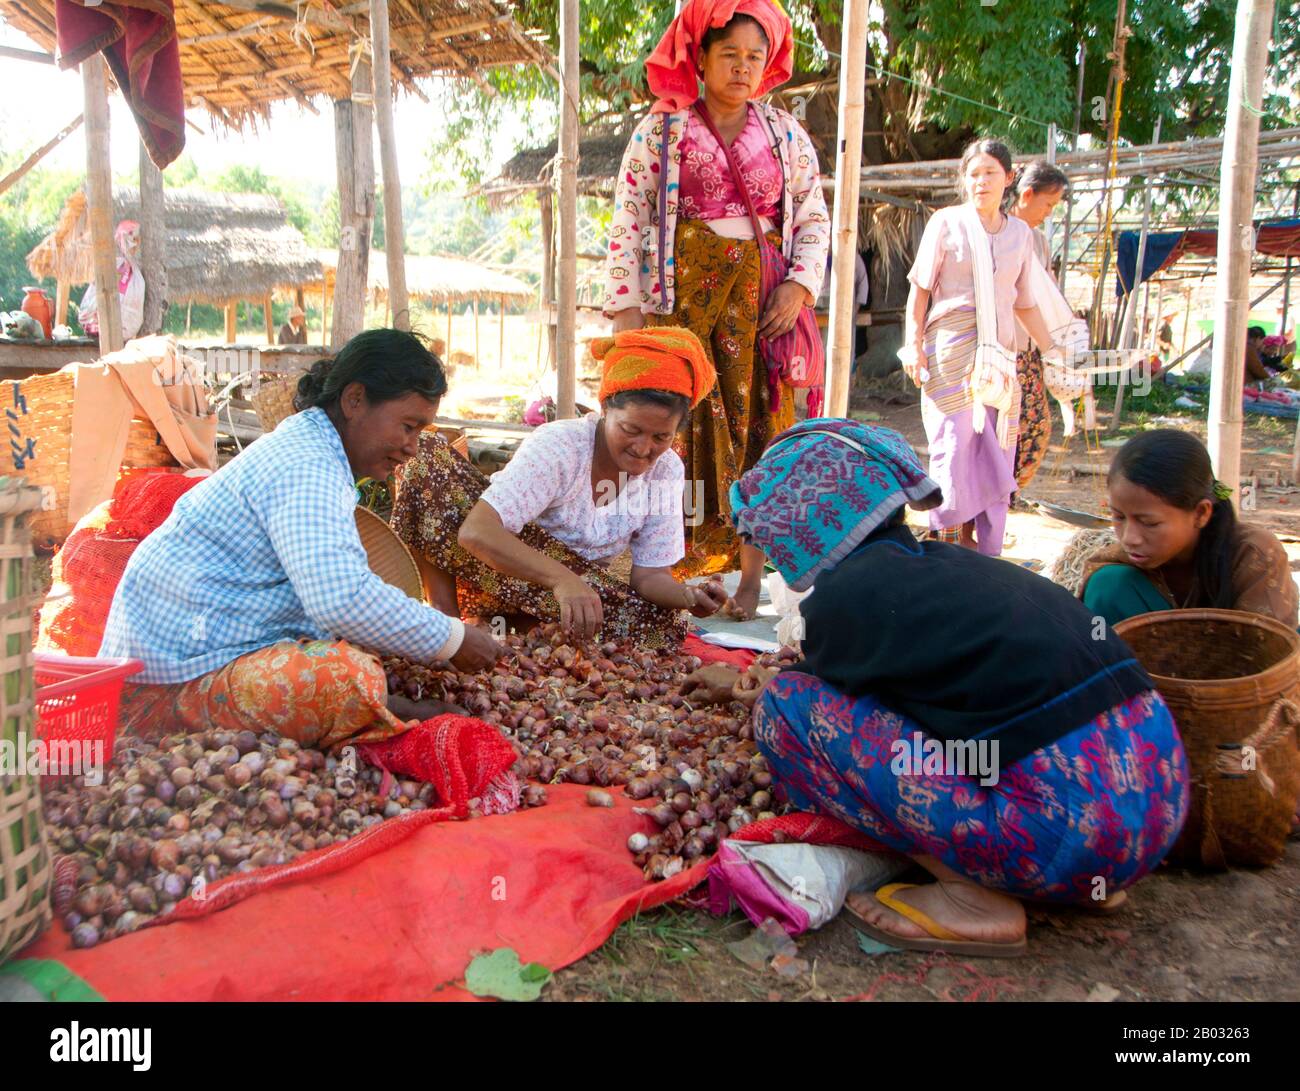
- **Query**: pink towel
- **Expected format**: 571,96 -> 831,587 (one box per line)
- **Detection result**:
646,0 -> 794,113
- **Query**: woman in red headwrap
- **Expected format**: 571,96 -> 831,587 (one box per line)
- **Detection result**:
603,0 -> 831,619
391,327 -> 729,649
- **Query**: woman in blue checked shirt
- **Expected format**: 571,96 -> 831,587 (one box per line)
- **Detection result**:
102,329 -> 504,750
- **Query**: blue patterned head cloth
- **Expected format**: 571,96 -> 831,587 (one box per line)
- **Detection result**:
728,418 -> 942,591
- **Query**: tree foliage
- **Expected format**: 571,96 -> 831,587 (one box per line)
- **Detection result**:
427,0 -> 1297,174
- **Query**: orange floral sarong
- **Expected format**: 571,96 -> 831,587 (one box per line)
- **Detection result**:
117,638 -> 409,751
647,220 -> 795,578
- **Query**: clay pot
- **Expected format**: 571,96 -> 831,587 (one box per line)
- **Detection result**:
21,287 -> 53,339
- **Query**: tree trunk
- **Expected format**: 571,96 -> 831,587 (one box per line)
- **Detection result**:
331,58 -> 374,348
138,139 -> 167,335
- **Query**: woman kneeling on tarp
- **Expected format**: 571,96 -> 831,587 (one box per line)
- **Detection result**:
391,327 -> 730,649
1079,429 -> 1297,629
102,329 -> 504,749
706,420 -> 1188,956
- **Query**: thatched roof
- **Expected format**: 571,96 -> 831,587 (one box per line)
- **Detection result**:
483,130 -> 634,202
27,187 -> 322,305
0,0 -> 553,129
315,249 -> 533,304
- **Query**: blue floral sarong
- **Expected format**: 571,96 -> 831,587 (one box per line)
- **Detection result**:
754,671 -> 1189,904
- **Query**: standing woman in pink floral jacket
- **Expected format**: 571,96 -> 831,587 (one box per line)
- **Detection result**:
602,0 -> 830,619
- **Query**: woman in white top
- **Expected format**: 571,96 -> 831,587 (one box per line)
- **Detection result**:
903,139 -> 1061,556
391,327 -> 729,647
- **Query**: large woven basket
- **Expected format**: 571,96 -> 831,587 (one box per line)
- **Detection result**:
6,369 -> 177,550
354,506 -> 423,600
0,481 -> 52,964
250,375 -> 470,460
1115,609 -> 1300,868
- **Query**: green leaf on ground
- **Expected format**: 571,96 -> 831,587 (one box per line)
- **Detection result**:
465,948 -> 551,1001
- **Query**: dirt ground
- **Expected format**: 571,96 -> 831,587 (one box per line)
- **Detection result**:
550,383 -> 1300,1003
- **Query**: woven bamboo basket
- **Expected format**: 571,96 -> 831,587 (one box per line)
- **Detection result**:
0,481 -> 52,964
1115,609 -> 1300,868
250,375 -> 470,460
6,369 -> 178,550
250,373 -> 300,433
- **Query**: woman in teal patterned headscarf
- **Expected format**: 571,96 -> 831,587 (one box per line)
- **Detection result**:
715,418 -> 1187,957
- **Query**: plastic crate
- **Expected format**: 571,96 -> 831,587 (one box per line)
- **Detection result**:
33,653 -> 143,779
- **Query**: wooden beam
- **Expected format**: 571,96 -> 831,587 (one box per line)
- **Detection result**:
83,56 -> 123,353
370,0 -> 409,330
0,44 -> 54,64
540,191 -> 556,369
331,56 -> 374,347
826,0 -> 869,418
0,114 -> 81,197
138,139 -> 167,335
1209,0 -> 1275,507
225,302 -> 238,343
55,279 -> 70,333
263,292 -> 275,343
555,0 -> 579,418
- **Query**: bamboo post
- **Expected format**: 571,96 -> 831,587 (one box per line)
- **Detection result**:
55,279 -> 70,332
1210,0 -> 1274,506
82,55 -> 122,354
185,300 -> 193,336
473,298 -> 480,365
138,139 -> 167,335
225,302 -> 237,343
826,0 -> 869,418
555,0 -> 579,419
370,0 -> 409,331
445,302 -> 453,359
1060,41 -> 1086,292
331,52 -> 374,348
1180,284 -> 1194,357
1110,117 -> 1160,430
1283,183 -> 1298,336
1044,123 -> 1058,260
540,189 -> 556,368
498,295 -> 506,369
263,292 -> 275,343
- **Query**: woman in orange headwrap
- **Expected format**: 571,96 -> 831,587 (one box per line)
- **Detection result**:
391,327 -> 729,649
603,0 -> 831,619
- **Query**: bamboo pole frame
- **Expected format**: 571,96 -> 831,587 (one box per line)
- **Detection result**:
138,139 -> 167,335
82,56 -> 122,354
371,0 -> 410,331
555,0 -> 579,419
825,0 -> 869,418
225,302 -> 237,343
499,294 -> 506,370
1209,0 -> 1275,506
0,114 -> 81,197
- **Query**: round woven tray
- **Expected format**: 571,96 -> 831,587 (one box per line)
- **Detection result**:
354,506 -> 423,601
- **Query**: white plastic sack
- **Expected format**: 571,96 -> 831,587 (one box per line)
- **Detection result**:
708,839 -> 907,935
76,259 -> 145,340
766,570 -> 812,650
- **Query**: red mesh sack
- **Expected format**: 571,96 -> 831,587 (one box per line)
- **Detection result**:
728,812 -> 886,853
37,471 -> 205,656
156,716 -> 520,922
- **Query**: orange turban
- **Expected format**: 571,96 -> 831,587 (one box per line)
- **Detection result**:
592,327 -> 717,409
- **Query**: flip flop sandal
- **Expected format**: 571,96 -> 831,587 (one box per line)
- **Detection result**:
843,882 -> 1027,958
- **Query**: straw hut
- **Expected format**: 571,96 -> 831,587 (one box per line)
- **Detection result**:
310,248 -> 533,364
482,130 -> 633,204
27,187 -> 322,338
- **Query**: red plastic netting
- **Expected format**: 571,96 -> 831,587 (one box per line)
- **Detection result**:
153,715 -> 519,923
727,812 -> 888,853
37,471 -> 204,656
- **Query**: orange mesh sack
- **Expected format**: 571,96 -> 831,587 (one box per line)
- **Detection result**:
37,471 -> 206,656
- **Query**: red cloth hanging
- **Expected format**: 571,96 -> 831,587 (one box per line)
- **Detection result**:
56,0 -> 185,169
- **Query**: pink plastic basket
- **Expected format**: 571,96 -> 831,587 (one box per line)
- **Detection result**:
33,653 -> 143,778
